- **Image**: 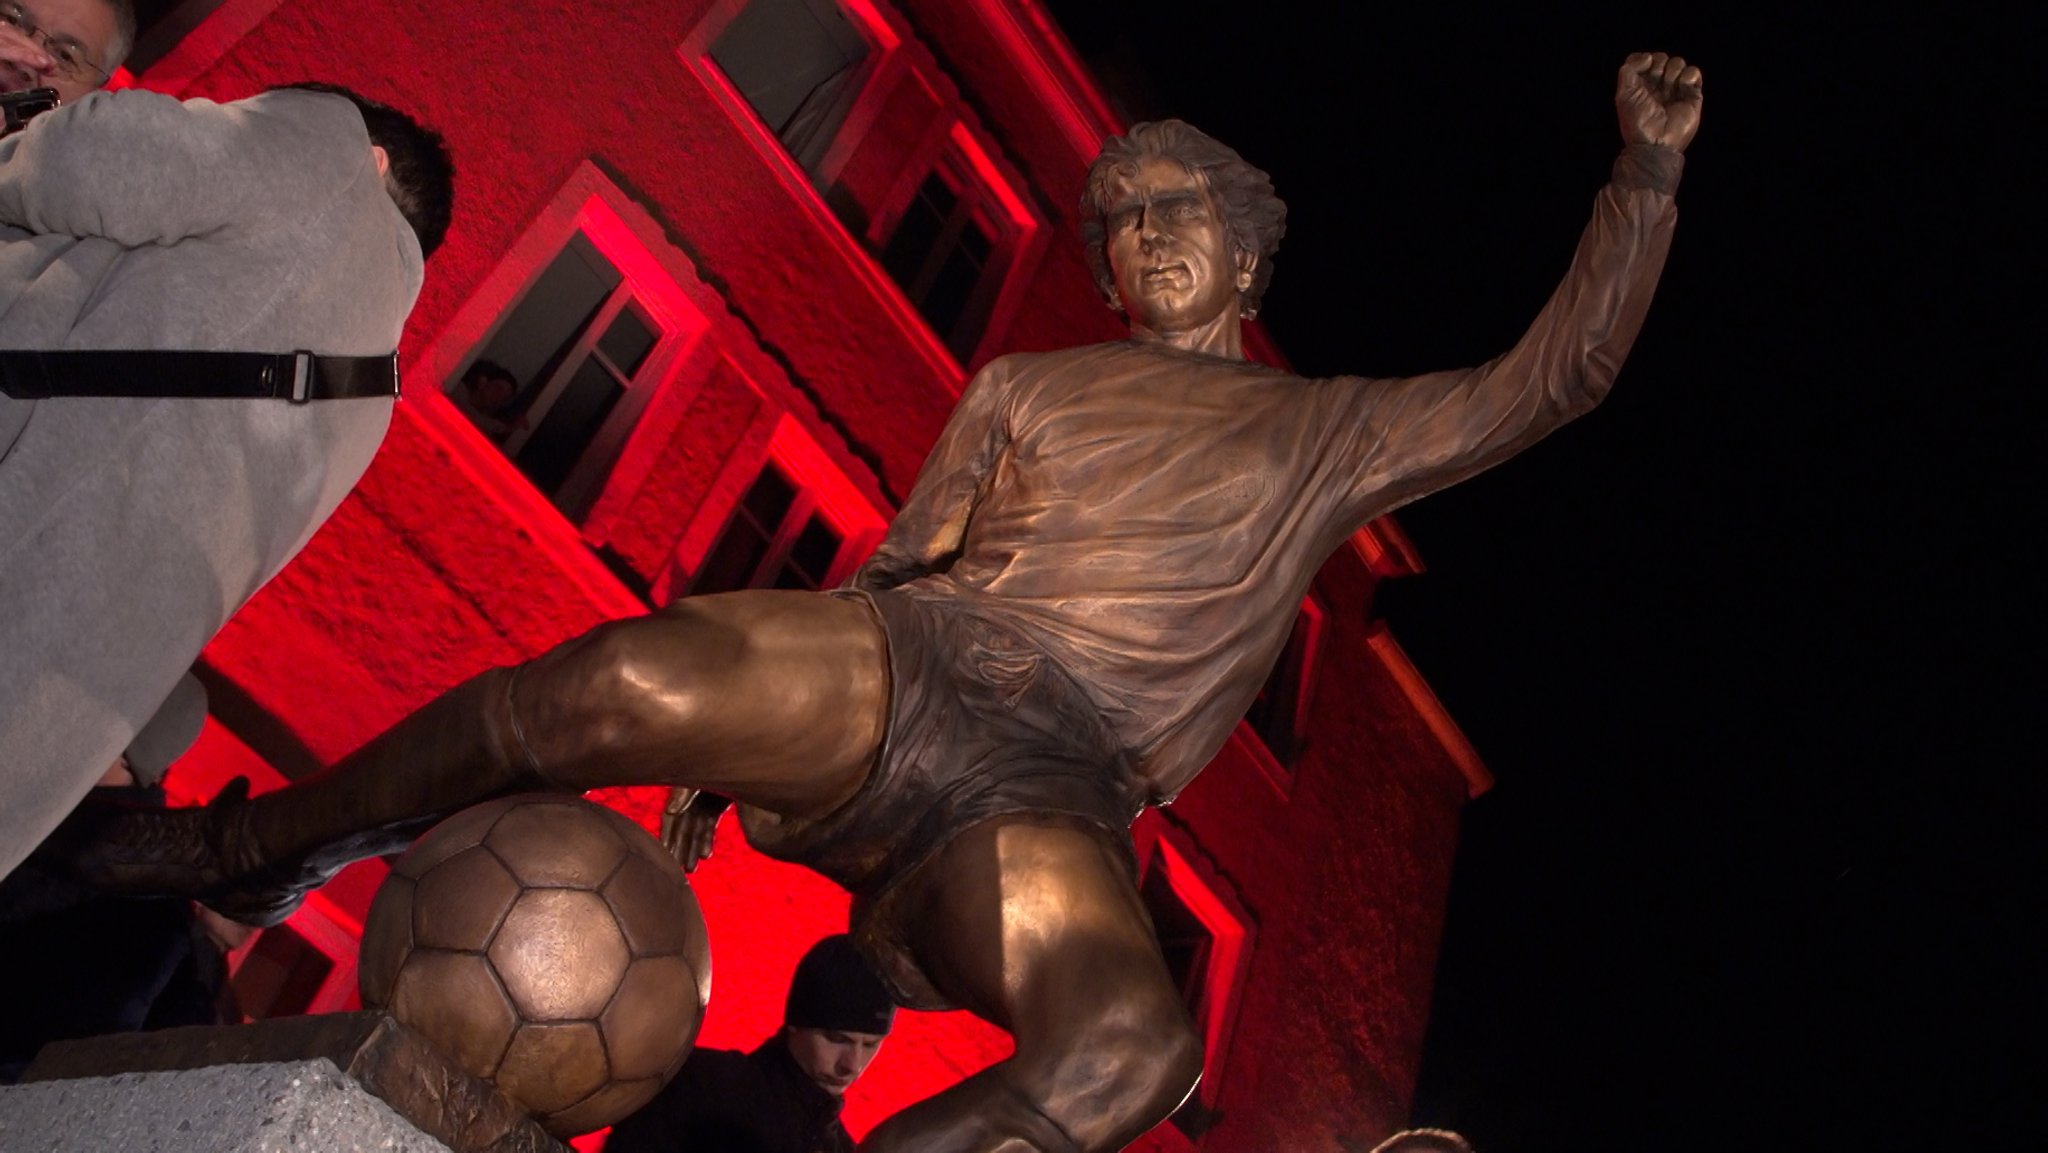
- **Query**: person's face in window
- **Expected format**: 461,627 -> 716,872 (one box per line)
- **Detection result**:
468,371 -> 518,411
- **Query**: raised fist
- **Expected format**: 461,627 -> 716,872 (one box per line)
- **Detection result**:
1617,51 -> 1704,153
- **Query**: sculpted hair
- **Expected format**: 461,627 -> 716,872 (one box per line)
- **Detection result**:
274,82 -> 456,259
1367,1128 -> 1477,1153
1080,119 -> 1287,319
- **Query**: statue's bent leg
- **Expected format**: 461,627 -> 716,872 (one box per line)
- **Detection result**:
41,589 -> 887,922
512,589 -> 887,817
861,815 -> 1203,1153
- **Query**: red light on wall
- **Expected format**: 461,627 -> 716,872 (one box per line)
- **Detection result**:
575,196 -> 712,352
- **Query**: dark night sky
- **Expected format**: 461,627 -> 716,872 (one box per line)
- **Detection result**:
1038,5 -> 2038,1150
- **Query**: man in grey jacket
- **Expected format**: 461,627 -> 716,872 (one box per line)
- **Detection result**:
0,81 -> 453,878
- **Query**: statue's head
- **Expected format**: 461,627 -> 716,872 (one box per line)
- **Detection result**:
1080,119 -> 1287,321
1368,1130 -> 1477,1153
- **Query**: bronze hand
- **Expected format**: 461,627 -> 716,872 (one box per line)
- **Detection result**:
1616,51 -> 1704,153
660,788 -> 731,874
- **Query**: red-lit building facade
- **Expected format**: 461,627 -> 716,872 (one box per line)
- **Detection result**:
117,1 -> 1492,1147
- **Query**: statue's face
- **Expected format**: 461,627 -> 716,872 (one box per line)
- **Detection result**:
1102,155 -> 1246,341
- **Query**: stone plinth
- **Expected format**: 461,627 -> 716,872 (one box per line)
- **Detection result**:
0,1058 -> 452,1151
7,1012 -> 563,1153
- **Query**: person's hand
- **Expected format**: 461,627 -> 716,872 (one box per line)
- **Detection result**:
1616,52 -> 1703,153
0,23 -> 54,94
194,903 -> 258,954
660,788 -> 731,874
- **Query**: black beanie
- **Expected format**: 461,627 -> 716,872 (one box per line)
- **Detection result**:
784,935 -> 896,1035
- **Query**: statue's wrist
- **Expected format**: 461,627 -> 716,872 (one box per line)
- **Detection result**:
1613,142 -> 1684,195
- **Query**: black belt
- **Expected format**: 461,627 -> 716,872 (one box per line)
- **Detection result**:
0,350 -> 400,403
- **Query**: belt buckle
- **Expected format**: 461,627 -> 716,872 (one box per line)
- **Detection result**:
288,351 -> 315,404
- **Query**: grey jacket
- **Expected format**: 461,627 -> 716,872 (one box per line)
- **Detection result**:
0,87 -> 423,877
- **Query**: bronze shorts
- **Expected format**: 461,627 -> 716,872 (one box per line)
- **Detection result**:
739,586 -> 1146,1009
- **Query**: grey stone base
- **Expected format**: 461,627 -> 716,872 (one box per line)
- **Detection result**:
8,1012 -> 563,1153
0,1058 -> 449,1152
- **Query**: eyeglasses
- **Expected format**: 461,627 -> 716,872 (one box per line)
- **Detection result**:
0,2 -> 109,87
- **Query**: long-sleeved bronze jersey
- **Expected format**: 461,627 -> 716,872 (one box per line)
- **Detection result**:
857,146 -> 1682,805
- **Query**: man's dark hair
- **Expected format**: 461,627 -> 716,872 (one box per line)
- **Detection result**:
273,82 -> 455,259
461,358 -> 516,389
1080,119 -> 1287,319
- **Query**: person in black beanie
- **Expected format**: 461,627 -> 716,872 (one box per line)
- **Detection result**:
605,933 -> 897,1153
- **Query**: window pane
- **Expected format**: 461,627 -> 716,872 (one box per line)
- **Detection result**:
881,175 -> 956,291
696,466 -> 797,593
881,174 -> 996,358
787,511 -> 843,585
694,512 -> 775,594
742,464 -> 798,530
1244,676 -> 1285,744
1247,609 -> 1312,765
598,305 -> 660,379
958,217 -> 994,264
230,923 -> 334,1021
1141,866 -> 1213,1014
467,233 -> 621,394
518,359 -> 627,499
712,0 -> 870,156
926,219 -> 992,357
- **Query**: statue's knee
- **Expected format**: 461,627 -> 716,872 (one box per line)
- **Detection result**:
1035,995 -> 1203,1149
528,619 -> 727,759
1133,1004 -> 1204,1117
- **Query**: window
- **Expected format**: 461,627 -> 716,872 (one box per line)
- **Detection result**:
1243,598 -> 1325,771
121,0 -> 231,75
229,922 -> 334,1021
451,230 -> 683,524
856,124 -> 1032,363
456,232 -> 663,516
692,461 -> 845,592
879,168 -> 998,360
688,0 -> 1044,368
680,417 -> 882,597
709,0 -> 872,172
221,893 -> 367,1020
422,164 -> 885,611
1146,865 -> 1216,1025
1135,831 -> 1253,1144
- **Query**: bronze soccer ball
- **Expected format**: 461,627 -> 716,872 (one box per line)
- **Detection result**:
358,793 -> 711,1137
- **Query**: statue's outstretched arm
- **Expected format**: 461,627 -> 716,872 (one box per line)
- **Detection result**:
1333,53 -> 1703,522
